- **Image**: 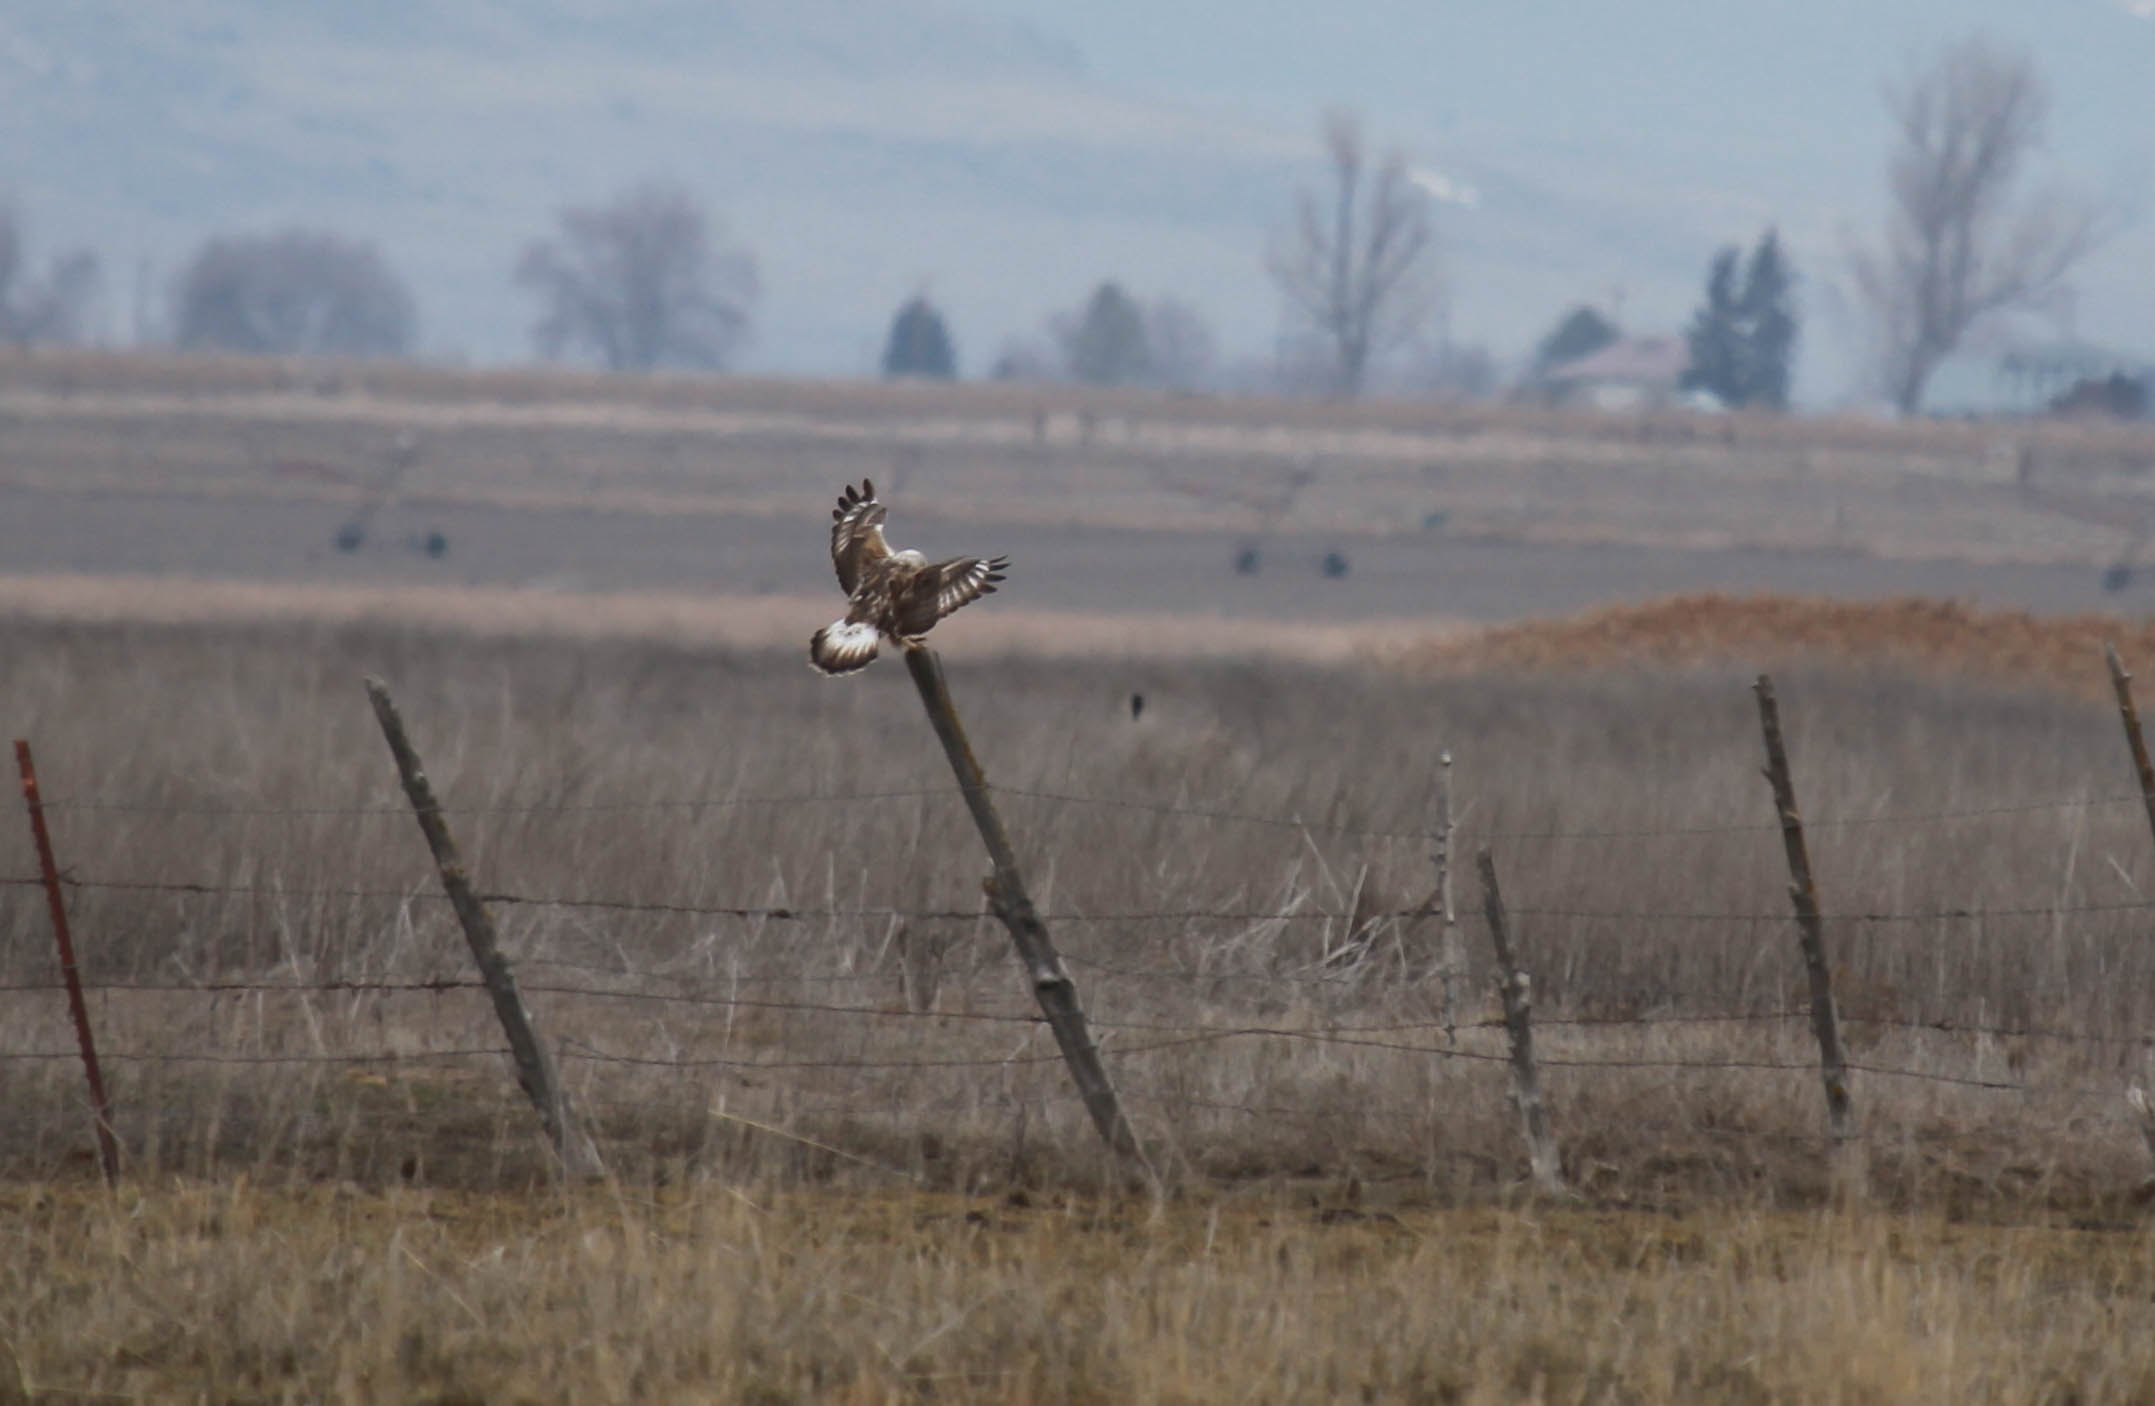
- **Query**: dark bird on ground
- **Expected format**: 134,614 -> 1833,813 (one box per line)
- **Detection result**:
810,479 -> 1008,674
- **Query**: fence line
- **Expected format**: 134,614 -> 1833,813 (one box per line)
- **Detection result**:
0,1047 -> 513,1066
6,972 -> 2144,1054
24,783 -> 2148,842
0,1027 -> 2049,1095
9,871 -> 2154,929
11,660 -> 2155,1198
0,965 -> 2110,1092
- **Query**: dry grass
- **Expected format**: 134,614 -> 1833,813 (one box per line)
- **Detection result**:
8,1181 -> 2155,1404
8,610 -> 2155,1396
3,613 -> 2152,1205
1403,592 -> 2155,703
9,354 -> 2155,1395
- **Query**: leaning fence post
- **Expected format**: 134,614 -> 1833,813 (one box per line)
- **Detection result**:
364,678 -> 604,1180
1753,675 -> 1865,1195
2104,644 -> 2155,853
14,740 -> 120,1185
900,645 -> 1149,1175
1474,849 -> 1565,1197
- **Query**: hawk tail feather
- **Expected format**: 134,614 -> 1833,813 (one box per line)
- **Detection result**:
809,620 -> 880,675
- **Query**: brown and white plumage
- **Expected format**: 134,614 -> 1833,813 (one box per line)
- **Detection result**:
810,478 -> 1008,674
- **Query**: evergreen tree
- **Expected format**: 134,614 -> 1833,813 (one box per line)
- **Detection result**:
1741,231 -> 1796,410
1683,248 -> 1746,405
1682,229 -> 1798,409
1060,282 -> 1152,386
881,295 -> 957,379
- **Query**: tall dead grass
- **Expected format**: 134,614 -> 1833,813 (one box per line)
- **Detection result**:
2,615 -> 2152,1212
7,1181 -> 2155,1404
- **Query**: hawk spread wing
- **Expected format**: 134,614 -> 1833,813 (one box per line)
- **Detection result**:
830,478 -> 890,596
893,555 -> 1009,637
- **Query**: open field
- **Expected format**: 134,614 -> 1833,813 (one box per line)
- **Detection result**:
6,615 -> 2155,1397
8,353 -> 2155,1398
3,350 -> 2154,640
7,613 -> 2155,1395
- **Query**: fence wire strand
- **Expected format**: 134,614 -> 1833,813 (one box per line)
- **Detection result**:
8,767 -> 2153,1171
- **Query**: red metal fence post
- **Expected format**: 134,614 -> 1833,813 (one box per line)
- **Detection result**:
14,739 -> 120,1183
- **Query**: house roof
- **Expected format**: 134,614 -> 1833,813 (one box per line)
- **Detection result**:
1547,335 -> 1690,385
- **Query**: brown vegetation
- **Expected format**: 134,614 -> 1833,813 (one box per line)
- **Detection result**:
7,348 -> 2155,1396
4,615 -> 2151,1200
9,1181 -> 2155,1403
6,611 -> 2155,1397
1403,591 -> 2155,701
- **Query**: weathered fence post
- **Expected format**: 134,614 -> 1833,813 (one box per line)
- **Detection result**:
2104,644 -> 2155,853
1753,675 -> 1864,1195
1435,749 -> 1463,1044
14,740 -> 120,1185
2106,644 -> 2155,1171
1474,849 -> 1566,1197
2127,1087 -> 2155,1189
900,645 -> 1149,1174
364,678 -> 604,1180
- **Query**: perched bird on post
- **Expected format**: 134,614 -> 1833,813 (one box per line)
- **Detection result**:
810,479 -> 1008,674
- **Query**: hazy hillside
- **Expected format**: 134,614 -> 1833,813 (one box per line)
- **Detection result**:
3,0 -> 2149,401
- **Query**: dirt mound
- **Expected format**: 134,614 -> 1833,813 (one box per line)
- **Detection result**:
1399,592 -> 2155,699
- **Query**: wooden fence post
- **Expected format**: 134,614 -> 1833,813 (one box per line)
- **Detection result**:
2127,1087 -> 2155,1189
900,645 -> 1149,1175
1435,749 -> 1463,1044
1474,849 -> 1566,1197
364,678 -> 604,1180
1753,675 -> 1864,1195
2104,644 -> 2155,852
2106,645 -> 2155,1182
14,740 -> 120,1184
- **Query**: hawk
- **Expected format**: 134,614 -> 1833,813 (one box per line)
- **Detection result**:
809,479 -> 1008,674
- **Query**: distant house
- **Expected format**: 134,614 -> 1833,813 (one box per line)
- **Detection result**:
2048,371 -> 2148,422
1538,335 -> 1692,411
1996,342 -> 2154,418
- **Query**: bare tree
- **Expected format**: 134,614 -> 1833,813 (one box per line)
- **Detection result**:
516,182 -> 757,372
1267,110 -> 1439,397
1851,36 -> 2106,415
173,229 -> 414,357
0,204 -> 99,347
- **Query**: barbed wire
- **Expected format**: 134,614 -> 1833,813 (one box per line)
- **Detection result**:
0,1047 -> 510,1066
9,972 -> 2146,1054
0,972 -> 2113,1087
1506,898 -> 2155,924
0,1034 -> 2044,1094
8,870 -> 2152,929
1474,792 -> 2145,842
34,787 -> 956,819
24,783 -> 2144,844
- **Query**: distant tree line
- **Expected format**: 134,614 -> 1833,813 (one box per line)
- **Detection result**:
0,31 -> 2115,421
0,203 -> 99,347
